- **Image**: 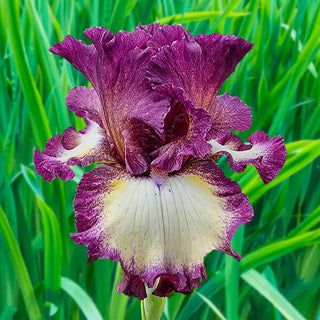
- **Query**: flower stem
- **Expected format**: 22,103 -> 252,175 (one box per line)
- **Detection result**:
141,284 -> 166,320
141,299 -> 147,320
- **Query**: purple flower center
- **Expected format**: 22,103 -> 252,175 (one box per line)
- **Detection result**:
164,100 -> 189,143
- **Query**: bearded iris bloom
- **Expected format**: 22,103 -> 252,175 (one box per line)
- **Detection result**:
34,24 -> 286,300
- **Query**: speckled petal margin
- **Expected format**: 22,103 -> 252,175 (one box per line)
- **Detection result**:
34,123 -> 114,182
209,131 -> 286,184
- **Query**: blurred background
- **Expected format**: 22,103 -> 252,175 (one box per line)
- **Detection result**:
0,0 -> 320,319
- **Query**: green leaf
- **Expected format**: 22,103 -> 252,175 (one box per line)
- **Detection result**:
196,292 -> 226,320
20,164 -> 43,200
177,230 -> 320,319
108,0 -> 138,32
60,276 -> 103,320
288,204 -> 320,237
158,11 -> 249,25
2,0 -> 51,148
0,207 -> 41,320
0,305 -> 17,320
225,226 -> 244,320
109,263 -> 129,320
241,269 -> 306,320
36,198 -> 62,298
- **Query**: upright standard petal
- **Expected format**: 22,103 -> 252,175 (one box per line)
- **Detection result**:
52,27 -> 170,173
209,131 -> 286,184
147,34 -> 253,113
34,122 -> 115,182
71,161 -> 253,299
49,28 -> 113,86
144,24 -> 193,47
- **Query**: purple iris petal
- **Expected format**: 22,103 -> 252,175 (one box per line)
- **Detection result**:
150,85 -> 212,172
34,123 -> 114,182
123,119 -> 164,175
209,131 -> 286,184
66,86 -> 103,127
143,23 -> 193,47
50,27 -> 169,172
207,93 -> 252,139
147,33 -> 253,113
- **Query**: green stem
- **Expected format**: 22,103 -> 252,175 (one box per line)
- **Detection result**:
141,299 -> 146,320
140,283 -> 167,320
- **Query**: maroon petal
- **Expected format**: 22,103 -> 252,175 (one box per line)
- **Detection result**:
51,27 -> 170,172
146,24 -> 193,47
137,23 -> 161,36
207,93 -> 252,139
147,33 -> 253,114
49,28 -> 113,87
34,123 -> 115,182
209,131 -> 287,184
71,161 -> 253,299
66,86 -> 103,126
123,119 -> 164,175
150,86 -> 212,172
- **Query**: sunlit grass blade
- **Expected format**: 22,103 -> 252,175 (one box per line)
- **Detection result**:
288,204 -> 320,237
158,11 -> 249,24
241,230 -> 320,271
60,276 -> 103,320
0,207 -> 41,320
241,269 -> 306,320
210,0 -> 245,30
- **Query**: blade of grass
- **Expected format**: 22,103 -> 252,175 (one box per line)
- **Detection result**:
60,276 -> 103,320
177,229 -> 320,319
210,0 -> 245,31
225,226 -> 244,320
0,207 -> 41,320
288,205 -> 320,237
158,11 -> 249,24
196,292 -> 226,320
241,269 -> 305,320
36,198 -> 62,300
109,263 -> 129,320
108,0 -> 138,32
0,306 -> 17,320
3,0 -> 51,148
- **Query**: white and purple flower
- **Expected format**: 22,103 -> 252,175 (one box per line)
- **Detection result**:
34,24 -> 286,299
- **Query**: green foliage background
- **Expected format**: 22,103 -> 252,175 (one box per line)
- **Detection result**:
0,0 -> 320,319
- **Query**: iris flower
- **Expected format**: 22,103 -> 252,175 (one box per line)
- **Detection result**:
34,24 -> 286,300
